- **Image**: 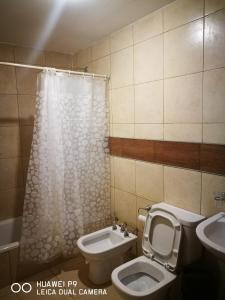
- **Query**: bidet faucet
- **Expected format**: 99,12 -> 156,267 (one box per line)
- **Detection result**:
120,223 -> 127,232
124,228 -> 129,237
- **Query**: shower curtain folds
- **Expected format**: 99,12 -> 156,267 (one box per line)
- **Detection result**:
20,69 -> 111,263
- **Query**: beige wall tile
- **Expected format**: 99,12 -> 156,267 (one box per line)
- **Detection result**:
92,37 -> 110,60
163,0 -> 204,31
164,73 -> 202,123
205,0 -> 225,15
77,47 -> 92,67
201,173 -> 225,216
164,124 -> 202,143
203,68 -> 225,122
110,25 -> 133,53
164,19 -> 203,78
112,124 -> 134,138
110,156 -> 114,187
134,35 -> 163,84
18,95 -> 35,125
16,68 -> 39,95
114,188 -> 136,227
133,9 -> 163,43
20,125 -> 33,156
203,123 -> 225,144
109,89 -> 113,123
164,166 -> 201,213
111,187 -> 115,217
0,188 -> 24,220
45,51 -> 72,69
109,123 -> 113,136
0,66 -> 17,94
22,156 -> 29,184
111,47 -> 133,88
0,95 -> 18,125
135,80 -> 163,123
0,126 -> 20,158
0,158 -> 23,189
0,44 -> 14,62
204,9 -> 225,70
112,86 -> 134,123
136,161 -> 163,201
15,47 -> 45,66
91,55 -> 110,75
114,156 -> 135,193
135,124 -> 163,140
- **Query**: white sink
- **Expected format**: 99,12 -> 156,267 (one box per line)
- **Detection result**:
196,212 -> 225,261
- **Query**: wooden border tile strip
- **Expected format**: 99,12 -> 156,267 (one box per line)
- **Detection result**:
109,137 -> 225,176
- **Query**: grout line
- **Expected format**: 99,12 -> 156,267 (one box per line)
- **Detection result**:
0,92 -> 37,96
132,24 -> 136,140
204,6 -> 225,17
202,3 -> 205,145
162,7 -> 165,142
110,122 -> 225,125
163,15 -> 204,34
162,6 -> 165,203
107,66 -> 225,92
111,122 -> 206,125
74,6 -> 225,60
13,47 -> 25,188
200,0 -> 206,215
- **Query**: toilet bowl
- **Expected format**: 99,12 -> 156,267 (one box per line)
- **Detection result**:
112,203 -> 205,299
111,256 -> 176,300
77,226 -> 137,284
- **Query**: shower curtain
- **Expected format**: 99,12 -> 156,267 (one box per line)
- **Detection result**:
20,69 -> 111,263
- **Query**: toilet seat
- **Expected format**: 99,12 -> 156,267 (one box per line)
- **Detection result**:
111,255 -> 176,298
111,208 -> 182,298
143,209 -> 182,272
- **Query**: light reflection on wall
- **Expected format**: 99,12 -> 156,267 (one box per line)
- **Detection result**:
27,0 -> 66,65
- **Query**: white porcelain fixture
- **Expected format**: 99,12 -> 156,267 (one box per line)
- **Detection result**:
196,212 -> 225,262
77,226 -> 137,284
112,203 -> 205,300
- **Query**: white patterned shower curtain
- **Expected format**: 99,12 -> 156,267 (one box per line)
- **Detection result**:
20,70 -> 111,263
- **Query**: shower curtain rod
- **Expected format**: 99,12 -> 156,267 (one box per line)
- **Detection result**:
0,61 -> 109,80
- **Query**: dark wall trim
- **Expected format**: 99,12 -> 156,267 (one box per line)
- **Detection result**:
109,137 -> 225,176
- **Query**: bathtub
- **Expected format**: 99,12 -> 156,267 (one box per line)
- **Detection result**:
0,217 -> 22,288
0,217 -> 22,254
0,216 -> 67,287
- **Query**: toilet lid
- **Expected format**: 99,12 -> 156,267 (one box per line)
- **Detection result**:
142,209 -> 182,272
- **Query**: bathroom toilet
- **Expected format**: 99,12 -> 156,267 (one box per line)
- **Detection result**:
77,226 -> 137,284
112,203 -> 205,299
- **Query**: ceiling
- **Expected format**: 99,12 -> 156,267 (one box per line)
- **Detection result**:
0,0 -> 174,54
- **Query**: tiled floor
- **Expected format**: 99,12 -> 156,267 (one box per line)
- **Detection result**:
0,255 -> 123,300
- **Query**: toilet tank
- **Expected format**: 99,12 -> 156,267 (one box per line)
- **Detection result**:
150,203 -> 205,267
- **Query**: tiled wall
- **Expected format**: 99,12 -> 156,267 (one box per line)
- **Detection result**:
0,45 -> 76,221
75,0 -> 225,229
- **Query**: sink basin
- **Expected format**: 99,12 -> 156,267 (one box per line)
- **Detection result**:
196,212 -> 225,261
